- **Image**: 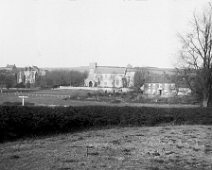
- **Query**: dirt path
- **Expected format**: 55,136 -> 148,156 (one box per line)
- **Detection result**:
0,125 -> 212,170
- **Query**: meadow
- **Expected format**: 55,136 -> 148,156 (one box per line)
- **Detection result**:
0,125 -> 212,170
0,89 -> 99,106
0,88 -> 200,107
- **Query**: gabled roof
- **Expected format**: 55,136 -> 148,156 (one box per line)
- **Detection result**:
32,66 -> 39,70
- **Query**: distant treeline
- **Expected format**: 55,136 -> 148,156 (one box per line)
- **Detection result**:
36,70 -> 88,88
0,70 -> 88,89
0,70 -> 17,89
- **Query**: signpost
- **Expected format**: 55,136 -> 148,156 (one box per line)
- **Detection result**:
18,96 -> 28,106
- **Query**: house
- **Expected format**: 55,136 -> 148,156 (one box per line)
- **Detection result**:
17,66 -> 46,85
142,67 -> 177,97
85,63 -> 136,88
17,66 -> 38,84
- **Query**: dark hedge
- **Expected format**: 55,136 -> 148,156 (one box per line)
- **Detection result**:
0,106 -> 212,142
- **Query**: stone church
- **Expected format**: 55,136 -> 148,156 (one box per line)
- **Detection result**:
85,63 -> 135,88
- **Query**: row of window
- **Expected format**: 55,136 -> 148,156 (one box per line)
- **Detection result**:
146,83 -> 175,88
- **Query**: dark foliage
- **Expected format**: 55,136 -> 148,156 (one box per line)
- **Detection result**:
0,106 -> 212,142
0,70 -> 17,89
15,82 -> 25,88
38,70 -> 88,88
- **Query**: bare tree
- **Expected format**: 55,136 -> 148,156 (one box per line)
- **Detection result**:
134,68 -> 149,93
178,4 -> 212,107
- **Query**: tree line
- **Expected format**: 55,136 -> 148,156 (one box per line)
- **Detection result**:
0,70 -> 88,89
0,70 -> 16,90
36,70 -> 88,88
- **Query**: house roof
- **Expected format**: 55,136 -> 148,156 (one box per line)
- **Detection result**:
136,67 -> 176,75
32,66 -> 39,70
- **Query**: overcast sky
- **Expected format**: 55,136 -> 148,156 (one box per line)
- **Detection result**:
0,0 -> 211,68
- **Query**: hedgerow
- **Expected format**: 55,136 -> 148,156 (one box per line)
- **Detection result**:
0,106 -> 212,142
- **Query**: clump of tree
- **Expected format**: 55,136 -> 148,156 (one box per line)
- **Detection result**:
133,68 -> 149,93
36,70 -> 88,88
164,70 -> 188,95
0,70 -> 17,91
177,4 -> 212,107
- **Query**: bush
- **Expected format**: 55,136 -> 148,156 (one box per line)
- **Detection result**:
15,82 -> 25,88
2,102 -> 34,106
0,105 -> 212,142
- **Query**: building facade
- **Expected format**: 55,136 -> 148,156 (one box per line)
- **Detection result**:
17,66 -> 46,85
143,83 -> 176,97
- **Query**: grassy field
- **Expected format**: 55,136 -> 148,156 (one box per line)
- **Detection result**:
0,89 -> 99,106
0,89 -> 200,108
0,125 -> 212,170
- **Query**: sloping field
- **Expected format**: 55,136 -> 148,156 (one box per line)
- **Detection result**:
0,125 -> 212,170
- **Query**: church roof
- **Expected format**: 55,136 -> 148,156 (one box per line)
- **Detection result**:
95,66 -> 135,74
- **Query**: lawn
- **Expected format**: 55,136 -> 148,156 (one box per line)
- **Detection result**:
0,89 -> 101,106
0,89 -> 200,108
0,125 -> 212,170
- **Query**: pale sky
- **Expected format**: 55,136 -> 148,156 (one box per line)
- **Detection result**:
0,0 -> 211,68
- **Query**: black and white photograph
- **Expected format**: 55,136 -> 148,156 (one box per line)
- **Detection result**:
0,0 -> 212,169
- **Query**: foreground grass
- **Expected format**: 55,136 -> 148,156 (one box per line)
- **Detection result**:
0,125 -> 212,170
